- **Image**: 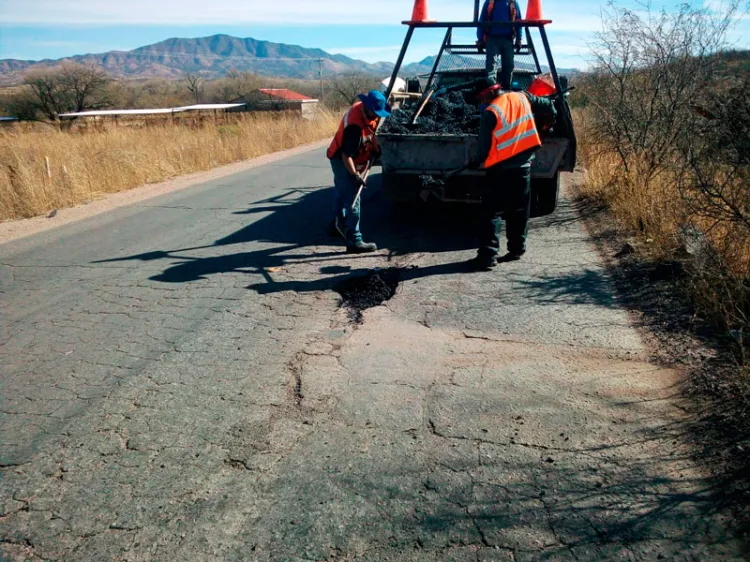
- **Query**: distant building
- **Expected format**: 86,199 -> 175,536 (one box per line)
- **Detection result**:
0,116 -> 19,127
229,89 -> 319,119
56,104 -> 247,129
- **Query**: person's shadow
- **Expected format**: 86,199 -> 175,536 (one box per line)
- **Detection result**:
92,173 -> 483,287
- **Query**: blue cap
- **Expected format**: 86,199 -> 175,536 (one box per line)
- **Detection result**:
357,89 -> 391,118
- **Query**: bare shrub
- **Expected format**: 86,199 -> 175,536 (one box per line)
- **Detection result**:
183,73 -> 205,103
579,2 -> 749,360
330,73 -> 381,107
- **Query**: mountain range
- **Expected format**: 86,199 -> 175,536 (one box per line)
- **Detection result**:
0,35 -> 438,86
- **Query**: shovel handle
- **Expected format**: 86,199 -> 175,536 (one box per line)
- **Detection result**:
351,161 -> 374,211
411,89 -> 435,125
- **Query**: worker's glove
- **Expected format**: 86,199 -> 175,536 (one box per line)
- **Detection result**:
514,41 -> 522,53
476,40 -> 486,53
352,173 -> 367,188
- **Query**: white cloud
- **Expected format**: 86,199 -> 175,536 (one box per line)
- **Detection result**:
3,0 -> 605,31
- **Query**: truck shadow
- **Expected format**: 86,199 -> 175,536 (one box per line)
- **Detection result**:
93,173 -> 484,283
93,173 -> 623,311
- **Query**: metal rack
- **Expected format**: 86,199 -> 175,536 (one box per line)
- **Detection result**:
384,0 -> 563,100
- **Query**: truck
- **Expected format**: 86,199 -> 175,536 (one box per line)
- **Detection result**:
378,1 -> 577,218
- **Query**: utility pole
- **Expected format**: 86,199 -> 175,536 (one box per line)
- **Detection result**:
318,58 -> 324,101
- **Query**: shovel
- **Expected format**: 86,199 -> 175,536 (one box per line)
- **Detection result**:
351,160 -> 374,211
410,88 -> 435,125
408,79 -> 481,127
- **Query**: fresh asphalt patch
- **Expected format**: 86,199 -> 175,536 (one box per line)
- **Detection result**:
333,268 -> 401,323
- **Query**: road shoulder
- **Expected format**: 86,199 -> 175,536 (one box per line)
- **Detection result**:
568,171 -> 750,541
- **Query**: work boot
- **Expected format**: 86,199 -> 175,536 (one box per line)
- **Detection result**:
467,255 -> 496,271
346,240 -> 378,254
497,250 -> 525,263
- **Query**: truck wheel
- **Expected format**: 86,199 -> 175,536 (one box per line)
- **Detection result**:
530,173 -> 560,218
382,172 -> 421,203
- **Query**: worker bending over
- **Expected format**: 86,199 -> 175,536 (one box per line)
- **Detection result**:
477,0 -> 523,90
326,90 -> 391,253
468,81 -> 556,270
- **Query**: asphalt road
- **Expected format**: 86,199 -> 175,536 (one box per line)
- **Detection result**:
0,146 -> 744,561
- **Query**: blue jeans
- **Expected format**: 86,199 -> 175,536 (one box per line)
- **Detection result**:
478,165 -> 531,258
330,158 -> 362,244
485,35 -> 515,90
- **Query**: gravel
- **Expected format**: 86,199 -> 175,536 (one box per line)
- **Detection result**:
382,91 -> 482,135
334,269 -> 401,322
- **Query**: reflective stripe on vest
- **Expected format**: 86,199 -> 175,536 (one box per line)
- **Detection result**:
326,102 -> 379,169
483,92 -> 541,168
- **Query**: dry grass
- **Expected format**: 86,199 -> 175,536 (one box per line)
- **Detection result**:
0,110 -> 337,221
574,107 -> 750,361
575,108 -> 684,254
575,107 -> 750,277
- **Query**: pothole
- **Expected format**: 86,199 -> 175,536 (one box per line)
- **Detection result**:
333,269 -> 401,323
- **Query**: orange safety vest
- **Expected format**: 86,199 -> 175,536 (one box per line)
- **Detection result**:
326,102 -> 379,170
483,92 -> 541,168
482,0 -> 517,43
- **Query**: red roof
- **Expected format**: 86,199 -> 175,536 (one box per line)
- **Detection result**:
258,88 -> 315,101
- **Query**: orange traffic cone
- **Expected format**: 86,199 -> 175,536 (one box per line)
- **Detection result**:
405,0 -> 436,23
525,0 -> 544,21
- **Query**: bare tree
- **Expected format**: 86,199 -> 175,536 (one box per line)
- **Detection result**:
330,73 -> 380,106
215,70 -> 263,101
583,1 -> 750,357
22,72 -> 73,120
587,2 -> 739,182
183,72 -> 205,103
60,63 -> 112,112
19,63 -> 112,120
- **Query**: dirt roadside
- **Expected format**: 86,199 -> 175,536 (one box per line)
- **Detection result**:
569,173 -> 750,542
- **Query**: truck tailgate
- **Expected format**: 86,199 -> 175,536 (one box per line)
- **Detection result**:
379,134 -> 476,174
379,133 -> 569,178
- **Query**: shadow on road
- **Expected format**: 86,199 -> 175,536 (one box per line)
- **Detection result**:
512,269 -> 619,306
243,388 -> 746,558
92,173 -> 636,310
84,174 -> 749,555
93,173 -> 484,284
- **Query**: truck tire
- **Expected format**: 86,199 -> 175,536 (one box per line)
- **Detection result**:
381,172 -> 421,203
530,172 -> 560,218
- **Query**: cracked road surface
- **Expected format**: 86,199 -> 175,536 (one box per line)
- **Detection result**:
0,147 -> 744,561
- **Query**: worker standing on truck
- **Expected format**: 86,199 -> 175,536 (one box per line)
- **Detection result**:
476,0 -> 523,90
326,90 -> 391,253
468,81 -> 556,270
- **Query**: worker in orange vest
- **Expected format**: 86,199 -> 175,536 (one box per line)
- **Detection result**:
476,0 -> 523,90
467,81 -> 556,270
326,90 -> 391,253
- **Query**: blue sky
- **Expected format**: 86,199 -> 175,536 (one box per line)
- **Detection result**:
0,0 -> 748,70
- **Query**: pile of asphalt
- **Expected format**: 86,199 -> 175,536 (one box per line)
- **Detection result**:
334,269 -> 401,323
382,91 -> 482,135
